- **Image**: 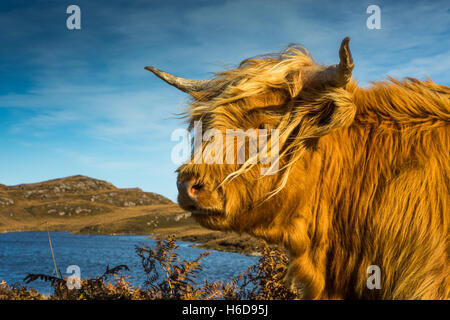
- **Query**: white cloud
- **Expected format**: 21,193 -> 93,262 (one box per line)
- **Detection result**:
385,51 -> 450,81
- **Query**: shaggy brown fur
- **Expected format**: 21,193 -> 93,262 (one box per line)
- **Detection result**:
150,40 -> 450,299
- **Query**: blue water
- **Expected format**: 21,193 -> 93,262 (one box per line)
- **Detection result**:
0,232 -> 259,295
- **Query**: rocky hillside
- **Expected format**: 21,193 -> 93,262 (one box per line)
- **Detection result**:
0,175 -> 171,222
0,175 -> 264,255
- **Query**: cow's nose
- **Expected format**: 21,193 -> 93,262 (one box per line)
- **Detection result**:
177,178 -> 204,200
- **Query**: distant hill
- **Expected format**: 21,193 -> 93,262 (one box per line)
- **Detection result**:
0,175 -> 172,222
0,175 -> 263,255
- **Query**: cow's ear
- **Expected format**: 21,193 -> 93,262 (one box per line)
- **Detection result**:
298,86 -> 356,139
293,37 -> 356,138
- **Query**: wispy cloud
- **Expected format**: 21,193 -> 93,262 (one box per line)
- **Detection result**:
386,51 -> 450,80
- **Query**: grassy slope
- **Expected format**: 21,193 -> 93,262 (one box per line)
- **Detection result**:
0,175 -> 263,255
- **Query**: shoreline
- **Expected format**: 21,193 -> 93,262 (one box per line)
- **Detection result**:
0,228 -> 265,257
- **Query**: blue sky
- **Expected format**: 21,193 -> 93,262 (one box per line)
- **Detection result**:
0,0 -> 448,201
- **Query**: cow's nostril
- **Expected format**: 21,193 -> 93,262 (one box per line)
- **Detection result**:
191,183 -> 203,191
177,177 -> 204,200
189,183 -> 203,197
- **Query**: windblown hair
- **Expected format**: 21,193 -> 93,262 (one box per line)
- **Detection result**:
318,78 -> 449,299
184,46 -> 356,197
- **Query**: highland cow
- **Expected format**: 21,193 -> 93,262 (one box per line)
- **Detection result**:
146,38 -> 449,299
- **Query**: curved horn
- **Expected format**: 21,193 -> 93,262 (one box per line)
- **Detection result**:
312,37 -> 354,87
145,66 -> 216,93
